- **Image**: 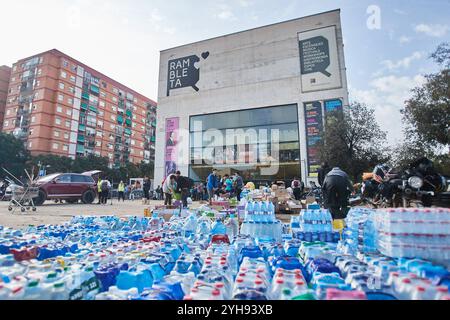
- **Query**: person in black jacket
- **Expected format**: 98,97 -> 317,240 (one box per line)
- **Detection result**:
175,171 -> 192,209
322,167 -> 354,220
143,177 -> 151,205
317,162 -> 331,187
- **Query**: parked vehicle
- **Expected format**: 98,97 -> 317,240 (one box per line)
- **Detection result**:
32,173 -> 97,206
361,158 -> 449,208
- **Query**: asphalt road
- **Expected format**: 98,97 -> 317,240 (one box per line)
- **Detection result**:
0,199 -> 293,229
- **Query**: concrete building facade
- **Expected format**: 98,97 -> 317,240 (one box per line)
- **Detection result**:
0,66 -> 11,131
155,10 -> 349,185
2,49 -> 157,168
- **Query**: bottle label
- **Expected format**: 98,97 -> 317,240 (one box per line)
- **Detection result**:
69,288 -> 84,300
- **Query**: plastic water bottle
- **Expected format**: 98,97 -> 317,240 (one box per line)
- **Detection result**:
183,214 -> 198,238
226,214 -> 239,240
211,219 -> 227,236
245,202 -> 254,222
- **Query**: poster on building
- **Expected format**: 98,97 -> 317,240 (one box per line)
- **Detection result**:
165,117 -> 179,177
299,26 -> 342,93
304,101 -> 323,177
324,99 -> 343,125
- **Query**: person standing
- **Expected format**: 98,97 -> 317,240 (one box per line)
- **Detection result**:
224,174 -> 233,195
143,177 -> 151,205
233,172 -> 244,201
322,167 -> 354,228
175,171 -> 191,209
118,181 -> 125,202
100,178 -> 111,205
163,174 -> 177,206
291,177 -> 303,201
97,177 -> 103,204
207,169 -> 219,205
318,162 -> 331,187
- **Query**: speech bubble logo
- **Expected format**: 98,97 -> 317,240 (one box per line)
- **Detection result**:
167,53 -> 210,96
299,36 -> 332,77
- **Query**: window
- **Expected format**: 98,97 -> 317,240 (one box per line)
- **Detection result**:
58,94 -> 64,102
59,83 -> 65,90
4,121 -> 8,127
52,143 -> 59,150
110,124 -> 115,129
111,115 -> 116,121
96,141 -> 102,147
62,60 -> 69,68
6,109 -> 10,116
64,132 -> 69,139
54,131 -> 60,138
98,110 -> 104,116
31,116 -> 36,123
70,75 -> 76,82
68,98 -> 73,105
56,106 -> 63,113
189,104 -> 301,183
55,118 -> 61,125
61,71 -> 67,78
100,91 -> 106,98
113,88 -> 118,94
13,66 -> 17,72
99,101 -> 105,107
63,144 -> 69,151
71,175 -> 91,183
11,77 -> 16,82
56,174 -> 71,183
65,120 -> 71,128
112,97 -> 118,103
66,109 -> 72,116
131,140 -> 136,146
28,142 -> 32,148
98,120 -> 103,128
96,131 -> 103,137
69,87 -> 75,94
29,129 -> 34,136
37,69 -> 42,76
112,106 -> 116,112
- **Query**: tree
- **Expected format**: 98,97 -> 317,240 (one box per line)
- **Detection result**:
27,154 -> 74,176
0,133 -> 30,179
318,102 -> 389,182
402,42 -> 450,148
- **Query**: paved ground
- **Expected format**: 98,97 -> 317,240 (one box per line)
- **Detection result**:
0,199 -> 293,229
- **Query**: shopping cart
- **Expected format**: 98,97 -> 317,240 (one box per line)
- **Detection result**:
8,185 -> 39,213
2,167 -> 39,214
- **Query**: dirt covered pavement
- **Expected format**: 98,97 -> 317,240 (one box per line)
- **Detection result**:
0,200 -> 293,229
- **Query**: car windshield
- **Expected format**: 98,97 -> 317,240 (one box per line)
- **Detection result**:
37,173 -> 61,183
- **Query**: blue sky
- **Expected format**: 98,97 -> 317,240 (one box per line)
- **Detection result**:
1,0 -> 449,144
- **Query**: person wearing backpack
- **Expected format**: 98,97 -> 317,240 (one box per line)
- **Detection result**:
207,169 -> 219,205
100,178 -> 111,205
291,177 -> 304,201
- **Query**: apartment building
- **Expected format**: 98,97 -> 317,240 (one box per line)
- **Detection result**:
0,66 -> 11,131
2,49 -> 157,168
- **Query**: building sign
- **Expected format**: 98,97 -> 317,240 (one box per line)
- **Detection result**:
304,101 -> 323,177
165,117 -> 179,177
299,26 -> 342,93
324,99 -> 343,113
166,52 -> 209,96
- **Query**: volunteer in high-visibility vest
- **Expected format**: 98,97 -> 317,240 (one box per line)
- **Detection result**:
118,181 -> 125,202
97,178 -> 103,204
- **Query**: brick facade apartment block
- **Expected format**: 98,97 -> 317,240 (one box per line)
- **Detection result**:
2,49 -> 157,168
0,66 -> 11,131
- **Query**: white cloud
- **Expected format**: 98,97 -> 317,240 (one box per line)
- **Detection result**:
415,23 -> 450,37
150,8 -> 164,22
238,0 -> 255,7
214,4 -> 237,21
349,75 -> 426,144
380,51 -> 424,71
399,36 -> 412,44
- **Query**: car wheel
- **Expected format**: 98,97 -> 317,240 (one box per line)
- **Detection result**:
82,190 -> 96,204
33,190 -> 46,206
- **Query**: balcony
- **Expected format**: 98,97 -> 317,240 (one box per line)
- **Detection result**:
124,128 -> 131,136
18,96 -> 34,105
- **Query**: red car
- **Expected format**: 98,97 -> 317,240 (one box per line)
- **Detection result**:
32,172 -> 97,206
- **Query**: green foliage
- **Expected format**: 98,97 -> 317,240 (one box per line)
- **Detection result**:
318,102 -> 389,182
0,133 -> 30,178
402,42 -> 450,147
